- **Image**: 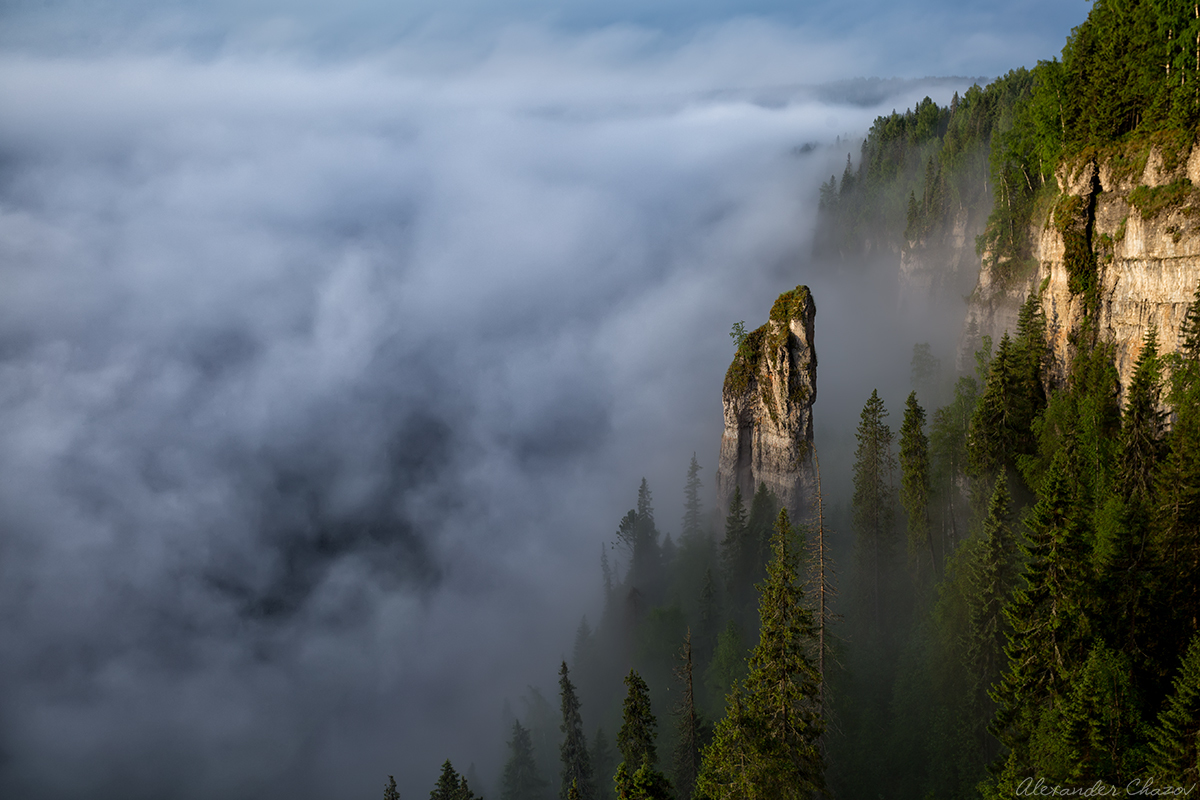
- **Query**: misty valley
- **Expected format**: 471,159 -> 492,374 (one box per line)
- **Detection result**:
3,0 -> 1200,798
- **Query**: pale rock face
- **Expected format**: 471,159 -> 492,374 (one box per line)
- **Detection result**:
716,286 -> 817,519
964,143 -> 1200,396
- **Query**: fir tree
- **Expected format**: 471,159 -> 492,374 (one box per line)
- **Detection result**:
560,662 -> 595,800
385,775 -> 401,800
696,509 -> 824,799
502,720 -> 549,800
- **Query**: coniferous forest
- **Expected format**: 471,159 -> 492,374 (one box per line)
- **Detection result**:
408,1 -> 1200,797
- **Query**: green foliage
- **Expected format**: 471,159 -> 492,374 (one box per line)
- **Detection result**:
1060,642 -> 1148,783
614,758 -> 674,800
1128,179 -> 1198,220
852,389 -> 897,631
991,445 -> 1093,783
900,391 -> 936,579
616,672 -> 672,800
561,662 -> 596,800
1119,326 -> 1165,502
386,775 -> 401,800
910,342 -> 942,402
696,510 -> 823,800
1148,634 -> 1200,785
820,84 -> 1017,260
670,634 -> 703,800
591,729 -> 618,800
704,621 -> 748,719
729,322 -> 747,348
681,455 -> 704,541
722,326 -> 765,397
431,761 -> 482,800
503,721 -> 550,800
618,671 -> 658,770
967,477 -> 1017,722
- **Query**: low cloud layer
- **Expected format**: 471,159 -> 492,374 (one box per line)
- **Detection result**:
0,10 -> 1073,799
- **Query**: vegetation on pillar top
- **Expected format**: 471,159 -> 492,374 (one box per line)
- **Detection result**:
722,286 -> 813,398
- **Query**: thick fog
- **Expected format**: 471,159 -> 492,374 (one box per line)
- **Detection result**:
0,3 -> 1086,799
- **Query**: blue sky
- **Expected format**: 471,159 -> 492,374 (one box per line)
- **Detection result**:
4,0 -> 1087,77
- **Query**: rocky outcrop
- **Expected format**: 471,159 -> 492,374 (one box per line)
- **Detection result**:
716,286 -> 817,518
963,143 -> 1200,394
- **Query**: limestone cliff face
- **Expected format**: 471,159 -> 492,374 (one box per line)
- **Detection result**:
716,286 -> 816,518
963,144 -> 1200,393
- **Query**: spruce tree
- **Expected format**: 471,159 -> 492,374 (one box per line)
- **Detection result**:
502,720 -> 549,800
696,509 -> 824,799
852,389 -> 896,631
1153,288 -> 1200,666
696,569 -> 719,668
682,455 -> 704,542
560,662 -> 595,800
746,483 -> 779,585
617,671 -> 658,769
991,446 -> 1091,784
970,333 -> 1025,480
704,620 -> 747,713
1147,634 -> 1200,785
671,632 -> 702,800
967,475 -> 1017,738
1060,641 -> 1146,783
899,391 -> 936,579
591,728 -> 617,800
721,486 -> 755,624
1118,325 -> 1164,502
615,671 -> 671,800
431,761 -> 481,800
385,775 -> 401,800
